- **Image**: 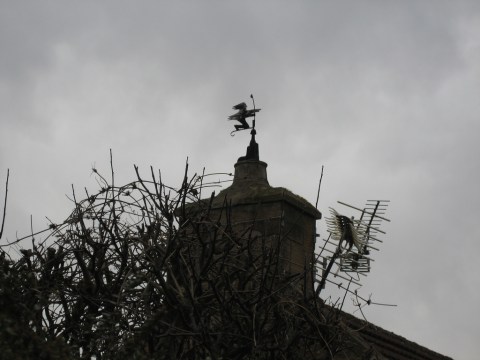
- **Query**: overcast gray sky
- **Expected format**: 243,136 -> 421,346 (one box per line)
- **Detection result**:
1,1 -> 479,358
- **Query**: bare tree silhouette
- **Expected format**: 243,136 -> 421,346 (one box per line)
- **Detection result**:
0,159 -> 375,359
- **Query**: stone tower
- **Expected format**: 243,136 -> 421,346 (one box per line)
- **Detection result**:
207,130 -> 322,292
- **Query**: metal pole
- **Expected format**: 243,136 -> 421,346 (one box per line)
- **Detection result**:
250,94 -> 256,130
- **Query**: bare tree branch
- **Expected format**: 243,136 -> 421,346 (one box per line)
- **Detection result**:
0,169 -> 9,240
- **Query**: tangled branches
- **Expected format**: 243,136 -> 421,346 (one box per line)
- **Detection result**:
0,163 -> 348,360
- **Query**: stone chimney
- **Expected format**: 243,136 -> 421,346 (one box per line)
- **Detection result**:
208,130 -> 321,292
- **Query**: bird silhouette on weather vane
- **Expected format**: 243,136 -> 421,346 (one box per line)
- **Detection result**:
228,94 -> 261,136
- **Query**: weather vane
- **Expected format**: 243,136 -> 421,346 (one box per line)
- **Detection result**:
228,94 -> 261,136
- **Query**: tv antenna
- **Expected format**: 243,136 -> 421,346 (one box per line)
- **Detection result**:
316,200 -> 390,291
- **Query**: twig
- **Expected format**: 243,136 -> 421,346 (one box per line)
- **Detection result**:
0,169 -> 9,239
315,165 -> 324,209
